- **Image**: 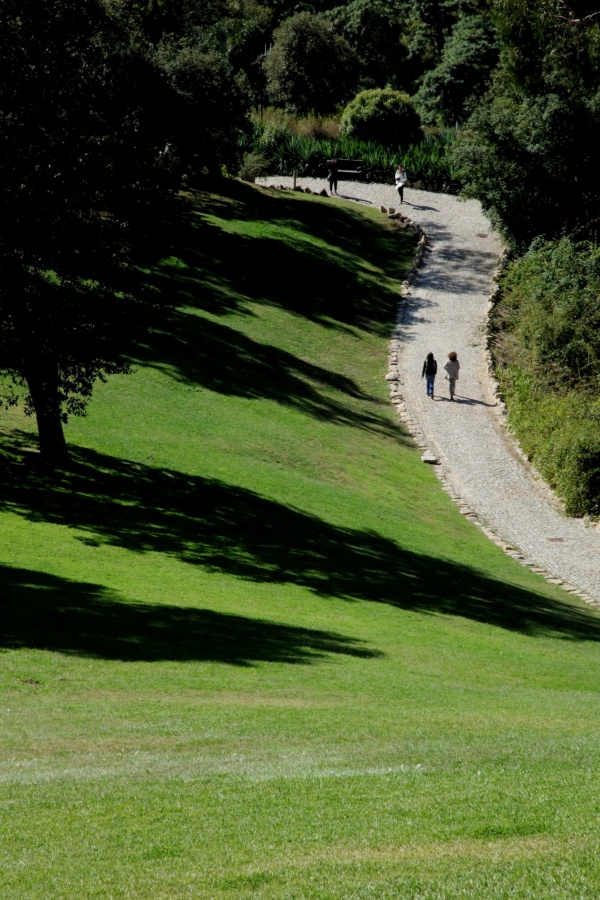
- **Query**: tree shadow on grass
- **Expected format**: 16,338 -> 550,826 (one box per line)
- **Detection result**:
142,184 -> 407,333
136,178 -> 415,352
0,565 -> 379,665
2,436 -> 600,644
129,181 -> 415,440
184,177 -> 412,302
134,311 -> 405,440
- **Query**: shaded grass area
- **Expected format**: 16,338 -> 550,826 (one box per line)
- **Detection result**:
2,181 -> 600,898
141,178 -> 404,335
140,310 -> 398,436
1,439 -> 599,644
126,179 -> 413,443
1,565 -> 379,665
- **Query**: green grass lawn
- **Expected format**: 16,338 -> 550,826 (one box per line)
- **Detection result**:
2,180 -> 600,898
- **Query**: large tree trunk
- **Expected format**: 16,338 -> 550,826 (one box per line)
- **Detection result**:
23,356 -> 68,464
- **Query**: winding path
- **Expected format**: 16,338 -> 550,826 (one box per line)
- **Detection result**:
258,177 -> 600,602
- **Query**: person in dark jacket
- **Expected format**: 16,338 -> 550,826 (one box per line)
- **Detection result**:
328,158 -> 338,194
421,352 -> 437,399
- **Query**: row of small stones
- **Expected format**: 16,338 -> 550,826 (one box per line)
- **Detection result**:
381,207 -> 600,608
265,180 -> 454,194
267,185 -> 424,226
266,184 -> 330,196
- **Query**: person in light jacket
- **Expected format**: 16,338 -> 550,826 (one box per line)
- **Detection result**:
421,352 -> 437,399
444,351 -> 460,400
394,164 -> 407,202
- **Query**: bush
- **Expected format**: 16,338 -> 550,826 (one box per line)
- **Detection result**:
238,152 -> 269,182
250,108 -> 341,141
492,238 -> 600,516
561,436 -> 600,518
340,88 -> 421,147
499,239 -> 600,389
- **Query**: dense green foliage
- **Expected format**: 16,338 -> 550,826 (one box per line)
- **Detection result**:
120,0 -> 257,173
152,37 -> 250,176
452,0 -> 600,249
327,0 -> 482,96
492,239 -> 600,515
0,0 -> 254,459
3,185 -> 600,896
263,12 -> 358,114
414,14 -> 498,127
340,88 -> 421,146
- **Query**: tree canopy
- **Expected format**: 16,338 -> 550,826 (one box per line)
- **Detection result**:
0,0 -> 259,461
0,0 -> 171,461
452,0 -> 600,248
414,14 -> 498,127
263,12 -> 358,114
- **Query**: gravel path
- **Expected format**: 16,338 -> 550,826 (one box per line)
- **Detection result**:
258,177 -> 600,602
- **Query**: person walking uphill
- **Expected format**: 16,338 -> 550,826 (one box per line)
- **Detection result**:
421,352 -> 437,399
395,164 -> 407,203
444,351 -> 460,400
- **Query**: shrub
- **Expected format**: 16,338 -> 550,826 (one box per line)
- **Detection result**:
340,88 -> 421,147
238,152 -> 269,182
561,435 -> 600,518
246,122 -> 458,188
492,238 -> 600,516
499,239 -> 600,389
250,109 -> 341,141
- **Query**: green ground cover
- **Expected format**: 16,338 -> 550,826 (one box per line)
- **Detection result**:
491,238 -> 600,517
2,181 -> 600,898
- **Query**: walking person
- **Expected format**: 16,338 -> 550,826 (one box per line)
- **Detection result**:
328,158 -> 339,195
421,352 -> 437,399
394,164 -> 407,203
444,351 -> 460,401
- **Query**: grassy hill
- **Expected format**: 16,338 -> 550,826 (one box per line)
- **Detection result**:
2,180 -> 600,898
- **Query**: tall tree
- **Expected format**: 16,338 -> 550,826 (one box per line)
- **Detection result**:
0,0 -> 167,462
263,12 -> 359,114
326,0 -> 410,92
117,0 -> 256,172
414,14 -> 498,127
452,0 -> 600,248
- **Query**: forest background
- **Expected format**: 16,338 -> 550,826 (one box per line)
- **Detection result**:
1,0 -> 600,512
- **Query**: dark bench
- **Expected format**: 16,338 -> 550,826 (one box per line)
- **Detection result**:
327,158 -> 367,181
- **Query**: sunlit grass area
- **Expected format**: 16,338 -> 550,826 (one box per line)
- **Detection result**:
2,180 -> 600,898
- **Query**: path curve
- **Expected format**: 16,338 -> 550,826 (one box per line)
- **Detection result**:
258,177 -> 600,602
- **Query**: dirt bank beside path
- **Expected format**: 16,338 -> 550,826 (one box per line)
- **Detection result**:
257,176 -> 600,603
